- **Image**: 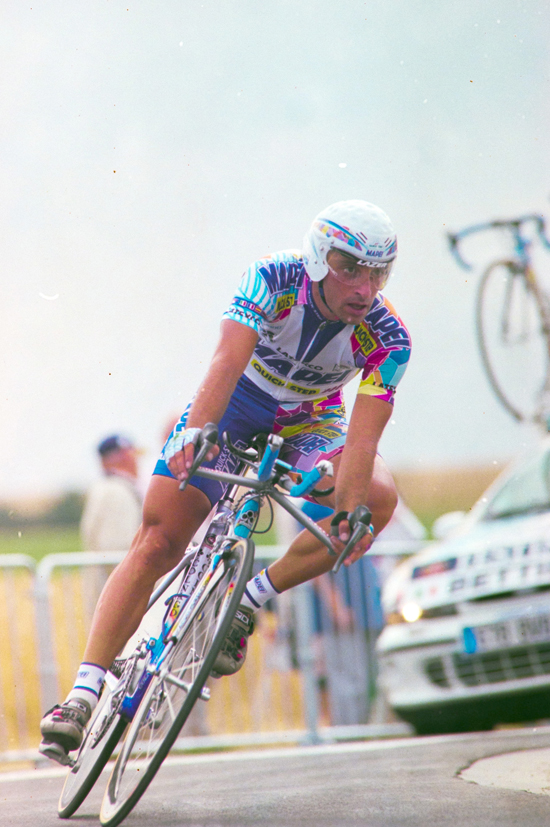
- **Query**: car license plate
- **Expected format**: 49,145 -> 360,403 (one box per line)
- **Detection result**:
463,613 -> 550,654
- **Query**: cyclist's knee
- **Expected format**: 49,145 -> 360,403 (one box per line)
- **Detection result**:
127,475 -> 211,579
127,522 -> 187,580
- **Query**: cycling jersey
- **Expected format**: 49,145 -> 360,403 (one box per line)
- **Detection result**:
222,249 -> 411,405
154,249 -> 410,505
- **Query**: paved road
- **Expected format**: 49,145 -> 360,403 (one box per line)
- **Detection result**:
3,728 -> 550,827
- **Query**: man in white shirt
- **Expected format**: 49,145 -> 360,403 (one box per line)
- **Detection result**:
80,435 -> 143,552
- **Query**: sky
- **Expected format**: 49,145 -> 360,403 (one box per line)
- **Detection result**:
1,0 -> 550,499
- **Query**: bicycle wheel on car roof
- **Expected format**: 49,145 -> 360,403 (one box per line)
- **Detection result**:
58,682 -> 127,818
476,259 -> 550,424
99,537 -> 254,827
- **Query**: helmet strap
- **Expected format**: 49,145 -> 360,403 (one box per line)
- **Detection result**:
317,279 -> 334,315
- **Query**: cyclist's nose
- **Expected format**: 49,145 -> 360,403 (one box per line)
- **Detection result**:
354,279 -> 378,300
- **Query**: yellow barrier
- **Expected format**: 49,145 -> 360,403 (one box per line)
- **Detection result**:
49,566 -> 111,700
207,611 -> 305,735
0,561 -> 305,754
0,567 -> 41,752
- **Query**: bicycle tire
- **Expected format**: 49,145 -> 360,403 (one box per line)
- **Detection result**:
476,259 -> 550,423
58,686 -> 127,818
99,537 -> 254,827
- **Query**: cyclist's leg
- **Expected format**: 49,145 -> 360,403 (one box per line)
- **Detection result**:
249,393 -> 397,593
61,381 -> 276,683
82,476 -> 212,670
268,451 -> 398,592
39,477 -> 212,756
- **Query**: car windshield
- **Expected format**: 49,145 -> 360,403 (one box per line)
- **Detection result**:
484,448 -> 550,520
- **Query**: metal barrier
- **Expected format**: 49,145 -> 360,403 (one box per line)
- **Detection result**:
0,555 -> 39,756
0,540 -> 422,761
35,552 -> 126,713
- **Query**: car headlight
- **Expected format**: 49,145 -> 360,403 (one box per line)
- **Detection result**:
401,602 -> 423,623
386,602 -> 423,624
385,602 -> 458,624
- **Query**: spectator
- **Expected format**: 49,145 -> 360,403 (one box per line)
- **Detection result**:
80,435 -> 143,552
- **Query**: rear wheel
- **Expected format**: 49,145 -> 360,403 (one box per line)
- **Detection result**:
476,260 -> 550,423
58,683 -> 127,818
99,538 -> 254,827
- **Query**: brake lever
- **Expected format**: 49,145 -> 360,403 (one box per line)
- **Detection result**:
330,505 -> 373,573
179,423 -> 219,492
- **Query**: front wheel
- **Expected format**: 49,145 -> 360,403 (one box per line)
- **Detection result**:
58,682 -> 127,818
99,538 -> 254,827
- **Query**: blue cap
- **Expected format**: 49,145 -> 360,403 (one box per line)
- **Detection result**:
97,434 -> 134,457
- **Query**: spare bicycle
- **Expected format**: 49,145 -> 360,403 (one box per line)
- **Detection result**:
56,424 -> 371,827
448,214 -> 550,425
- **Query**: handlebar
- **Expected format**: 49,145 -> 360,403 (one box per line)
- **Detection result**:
447,213 -> 550,270
330,506 -> 373,573
177,425 -> 372,566
287,460 -> 334,498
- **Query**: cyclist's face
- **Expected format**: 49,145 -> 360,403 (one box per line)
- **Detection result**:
322,250 -> 391,324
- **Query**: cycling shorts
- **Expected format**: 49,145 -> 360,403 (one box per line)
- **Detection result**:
153,374 -> 347,507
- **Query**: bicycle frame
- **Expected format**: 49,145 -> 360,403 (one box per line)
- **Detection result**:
58,426 -> 372,827
94,428 -> 368,744
447,213 -> 550,426
102,436 -> 335,726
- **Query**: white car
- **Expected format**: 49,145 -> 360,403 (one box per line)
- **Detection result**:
377,438 -> 550,734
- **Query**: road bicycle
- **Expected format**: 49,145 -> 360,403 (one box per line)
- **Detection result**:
448,214 -> 550,425
56,424 -> 371,827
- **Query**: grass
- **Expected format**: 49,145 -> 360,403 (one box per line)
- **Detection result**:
0,526 -> 82,563
0,519 -> 276,567
0,464 -> 502,563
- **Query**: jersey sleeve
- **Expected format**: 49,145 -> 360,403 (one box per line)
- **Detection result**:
222,261 -> 273,333
357,344 -> 410,404
355,295 -> 411,405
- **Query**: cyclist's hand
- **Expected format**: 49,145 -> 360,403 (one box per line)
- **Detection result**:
164,427 -> 218,482
330,512 -> 374,566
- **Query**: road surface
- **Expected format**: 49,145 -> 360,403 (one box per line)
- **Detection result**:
3,727 -> 550,827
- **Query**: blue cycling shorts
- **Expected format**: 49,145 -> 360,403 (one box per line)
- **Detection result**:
153,374 -> 348,507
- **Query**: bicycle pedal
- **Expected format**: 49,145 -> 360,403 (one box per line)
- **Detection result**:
38,739 -> 75,767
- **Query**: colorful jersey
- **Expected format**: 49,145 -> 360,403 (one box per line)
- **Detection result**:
222,250 -> 411,405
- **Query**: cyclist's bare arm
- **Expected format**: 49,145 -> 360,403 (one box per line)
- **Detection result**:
167,320 -> 259,481
332,394 -> 392,562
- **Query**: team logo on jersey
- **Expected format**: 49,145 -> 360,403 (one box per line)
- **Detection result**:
366,302 -> 410,349
353,323 -> 377,356
291,432 -> 331,454
275,292 -> 296,314
251,359 -> 286,386
358,371 -> 394,399
312,426 -> 345,440
285,382 -> 318,396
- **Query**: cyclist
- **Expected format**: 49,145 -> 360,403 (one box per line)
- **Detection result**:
40,199 -> 411,764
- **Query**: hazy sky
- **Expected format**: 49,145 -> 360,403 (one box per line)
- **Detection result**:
2,1 -> 549,498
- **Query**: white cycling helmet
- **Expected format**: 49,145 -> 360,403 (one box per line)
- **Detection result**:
302,199 -> 398,282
